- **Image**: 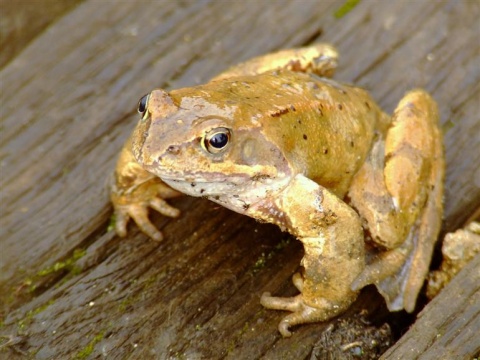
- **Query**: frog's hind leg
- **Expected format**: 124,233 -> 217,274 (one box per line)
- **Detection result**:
211,43 -> 338,81
348,90 -> 444,312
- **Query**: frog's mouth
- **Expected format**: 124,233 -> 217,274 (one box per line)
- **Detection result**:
158,170 -> 292,215
160,171 -> 250,197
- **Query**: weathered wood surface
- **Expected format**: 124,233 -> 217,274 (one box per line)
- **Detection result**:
1,0 -> 479,359
0,0 -> 82,69
381,253 -> 480,360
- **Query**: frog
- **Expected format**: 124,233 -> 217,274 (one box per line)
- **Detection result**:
110,44 -> 444,337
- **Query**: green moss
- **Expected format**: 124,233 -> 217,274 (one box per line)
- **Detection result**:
74,331 -> 105,359
442,119 -> 455,133
36,248 -> 86,277
252,252 -> 267,272
31,300 -> 55,316
274,237 -> 290,251
334,0 -> 361,19
107,214 -> 116,233
17,299 -> 55,331
117,297 -> 131,313
171,352 -> 188,360
116,273 -> 162,313
250,237 -> 291,274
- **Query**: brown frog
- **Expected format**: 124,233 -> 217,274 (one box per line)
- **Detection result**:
110,44 -> 444,336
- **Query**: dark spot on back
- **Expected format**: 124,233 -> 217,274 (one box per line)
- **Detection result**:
303,134 -> 308,140
287,59 -> 303,71
338,104 -> 343,110
251,174 -> 272,181
269,107 -> 290,117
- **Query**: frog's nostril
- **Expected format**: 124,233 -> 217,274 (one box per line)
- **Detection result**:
167,145 -> 180,155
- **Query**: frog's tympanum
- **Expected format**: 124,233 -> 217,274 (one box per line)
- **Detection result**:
111,44 -> 444,336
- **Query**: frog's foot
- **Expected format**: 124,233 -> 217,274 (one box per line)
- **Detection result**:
261,272 -> 346,337
260,292 -> 343,337
111,174 -> 182,241
352,243 -> 410,290
351,244 -> 415,311
212,43 -> 338,81
113,197 -> 180,242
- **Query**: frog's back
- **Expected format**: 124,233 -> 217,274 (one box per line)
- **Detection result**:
227,71 -> 385,196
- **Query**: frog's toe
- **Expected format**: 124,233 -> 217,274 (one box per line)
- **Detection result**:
261,292 -> 302,312
114,209 -> 128,238
292,272 -> 304,291
126,205 -> 163,241
150,197 -> 181,218
112,197 -> 180,241
277,305 -> 325,337
261,293 -> 338,337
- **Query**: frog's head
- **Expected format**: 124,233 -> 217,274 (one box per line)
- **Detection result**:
131,87 -> 292,212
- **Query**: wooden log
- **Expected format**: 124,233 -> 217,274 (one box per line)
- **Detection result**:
1,0 -> 479,358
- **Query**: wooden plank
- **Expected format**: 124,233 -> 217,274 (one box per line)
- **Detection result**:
381,253 -> 480,360
0,0 -> 83,69
1,0 -> 479,358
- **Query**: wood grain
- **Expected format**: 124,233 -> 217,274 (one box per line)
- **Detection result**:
381,254 -> 480,360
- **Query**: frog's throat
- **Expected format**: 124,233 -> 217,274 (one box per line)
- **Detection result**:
161,173 -> 293,216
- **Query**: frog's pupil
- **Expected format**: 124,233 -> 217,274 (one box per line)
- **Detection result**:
210,132 -> 228,148
137,94 -> 149,114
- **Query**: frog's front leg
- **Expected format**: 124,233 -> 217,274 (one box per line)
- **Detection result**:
257,175 -> 365,337
211,43 -> 338,81
111,134 -> 183,241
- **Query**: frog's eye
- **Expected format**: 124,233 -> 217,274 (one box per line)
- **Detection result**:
202,127 -> 232,154
137,93 -> 150,120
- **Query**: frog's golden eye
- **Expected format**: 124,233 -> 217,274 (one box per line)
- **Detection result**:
137,93 -> 150,120
202,127 -> 232,154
